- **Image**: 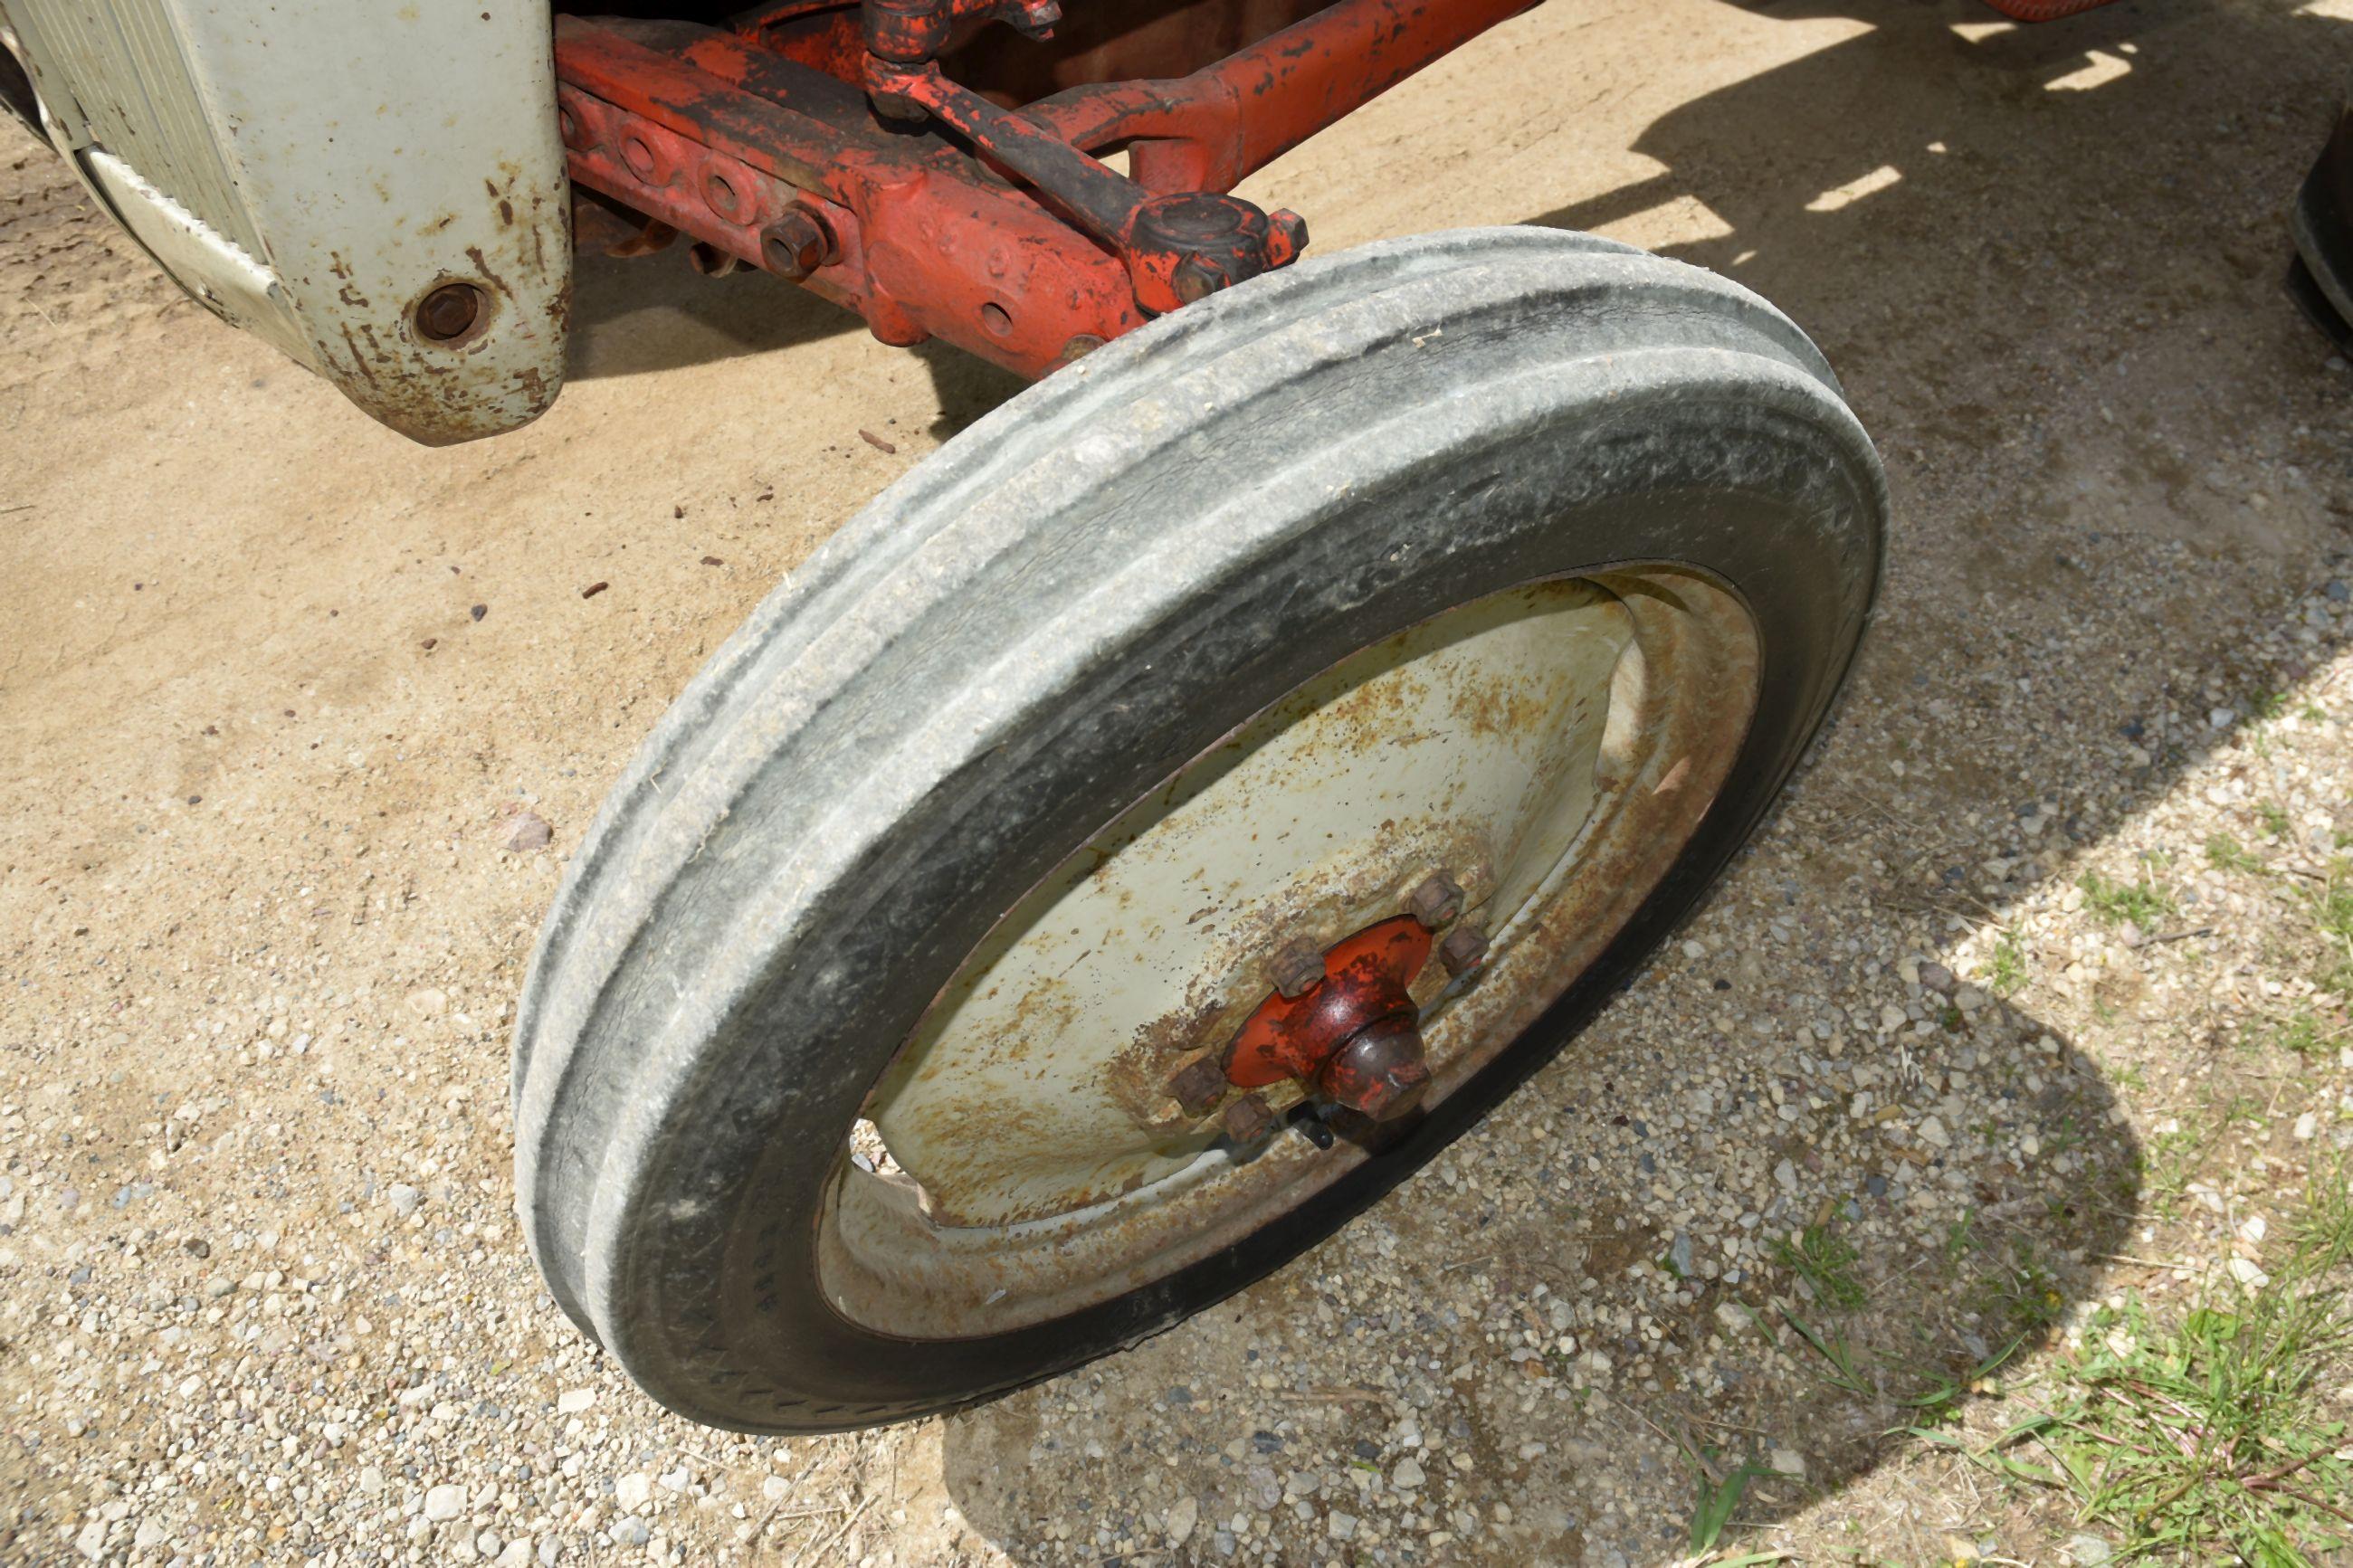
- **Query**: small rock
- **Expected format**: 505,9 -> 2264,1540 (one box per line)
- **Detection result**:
424,1484 -> 465,1522
557,1389 -> 595,1414
2293,1111 -> 2319,1141
1328,1511 -> 1358,1541
611,1518 -> 650,1547
2065,1534 -> 2113,1566
203,1274 -> 234,1299
1918,962 -> 1956,994
503,813 -> 553,853
387,1184 -> 422,1220
75,1519 -> 106,1560
2229,1256 -> 2270,1288
1917,1116 -> 1950,1149
1166,1496 -> 1197,1547
614,1473 -> 652,1512
498,1543 -> 535,1568
1768,1448 -> 1805,1478
405,988 -> 448,1018
1392,1457 -> 1425,1489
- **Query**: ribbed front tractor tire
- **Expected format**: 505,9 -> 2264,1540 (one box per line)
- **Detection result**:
511,228 -> 1886,1432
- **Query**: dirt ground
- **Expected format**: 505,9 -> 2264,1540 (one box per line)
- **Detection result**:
5,1 -> 2353,1563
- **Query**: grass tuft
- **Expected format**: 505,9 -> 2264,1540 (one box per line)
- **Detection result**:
2079,868 -> 2177,928
1940,1157 -> 2353,1563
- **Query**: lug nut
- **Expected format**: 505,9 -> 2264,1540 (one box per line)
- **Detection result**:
1439,923 -> 1490,979
1223,1092 -> 1279,1145
1406,872 -> 1464,929
1167,1055 -> 1228,1118
759,208 -> 834,280
1268,936 -> 1327,1000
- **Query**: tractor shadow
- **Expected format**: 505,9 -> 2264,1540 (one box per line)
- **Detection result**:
566,242 -> 1026,437
936,1 -> 2353,1563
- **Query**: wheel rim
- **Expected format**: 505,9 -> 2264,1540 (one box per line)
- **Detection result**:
814,564 -> 1759,1338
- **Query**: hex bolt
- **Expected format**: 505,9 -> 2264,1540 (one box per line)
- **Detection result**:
1223,1092 -> 1279,1145
1439,922 -> 1490,979
1271,208 -> 1310,255
1170,253 -> 1229,306
1167,1055 -> 1228,1118
1268,936 -> 1327,1000
413,282 -> 484,344
1406,872 -> 1464,930
760,209 -> 833,280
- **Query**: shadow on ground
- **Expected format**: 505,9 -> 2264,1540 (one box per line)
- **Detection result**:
930,0 -> 2353,1563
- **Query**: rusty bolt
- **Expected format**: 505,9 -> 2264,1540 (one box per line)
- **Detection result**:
1170,252 -> 1231,306
413,282 -> 484,344
1406,872 -> 1464,930
760,209 -> 833,280
1268,936 -> 1327,1000
1057,333 -> 1106,366
1439,922 -> 1490,979
1167,1055 -> 1228,1118
1222,1092 -> 1279,1145
1271,208 -> 1310,256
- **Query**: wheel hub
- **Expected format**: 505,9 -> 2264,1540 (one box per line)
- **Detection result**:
1220,915 -> 1436,1123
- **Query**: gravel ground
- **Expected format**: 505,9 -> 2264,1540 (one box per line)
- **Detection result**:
5,2 -> 2353,1564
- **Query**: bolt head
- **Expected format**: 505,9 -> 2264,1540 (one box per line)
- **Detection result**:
1406,873 -> 1464,930
1269,936 -> 1327,1000
413,282 -> 484,344
1222,1093 -> 1279,1145
1170,253 -> 1232,305
1270,208 -> 1309,258
1167,1055 -> 1228,1118
1439,923 -> 1490,979
760,210 -> 830,280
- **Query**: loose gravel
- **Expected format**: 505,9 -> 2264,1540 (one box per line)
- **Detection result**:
5,3 -> 2352,1564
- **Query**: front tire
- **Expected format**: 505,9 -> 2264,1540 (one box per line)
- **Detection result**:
511,227 -> 1886,1431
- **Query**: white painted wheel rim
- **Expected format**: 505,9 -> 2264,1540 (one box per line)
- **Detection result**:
817,566 -> 1759,1337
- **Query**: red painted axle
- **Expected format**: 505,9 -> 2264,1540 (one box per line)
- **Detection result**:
554,0 -> 1534,378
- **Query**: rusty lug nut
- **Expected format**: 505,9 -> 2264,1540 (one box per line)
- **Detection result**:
1439,922 -> 1490,979
413,282 -> 484,344
759,208 -> 833,280
1167,1055 -> 1228,1118
1268,936 -> 1327,1000
1222,1092 -> 1279,1145
1406,872 -> 1464,930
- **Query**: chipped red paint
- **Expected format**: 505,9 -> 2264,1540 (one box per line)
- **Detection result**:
554,0 -> 1529,377
1222,916 -> 1433,1121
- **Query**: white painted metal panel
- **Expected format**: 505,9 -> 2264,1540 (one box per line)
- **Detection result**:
6,0 -> 568,443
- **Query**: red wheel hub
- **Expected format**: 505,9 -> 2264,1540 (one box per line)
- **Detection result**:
1221,916 -> 1434,1121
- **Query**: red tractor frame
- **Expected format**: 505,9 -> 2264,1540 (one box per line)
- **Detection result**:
557,0 -> 2111,381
